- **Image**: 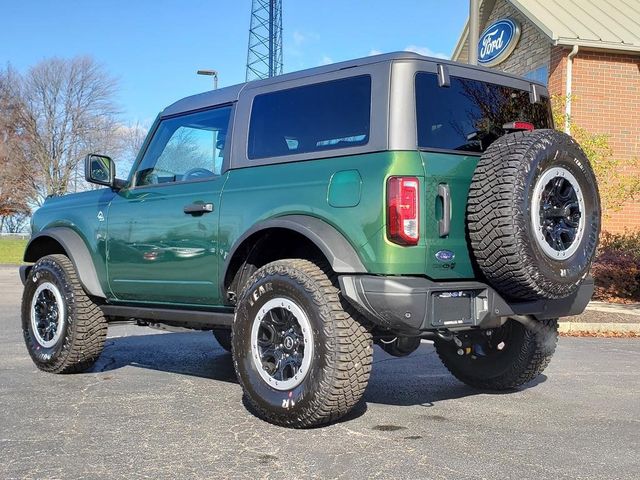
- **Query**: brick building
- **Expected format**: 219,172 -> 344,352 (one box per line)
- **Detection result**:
452,0 -> 640,233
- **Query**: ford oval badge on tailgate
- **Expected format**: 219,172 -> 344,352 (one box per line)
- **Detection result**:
435,250 -> 455,262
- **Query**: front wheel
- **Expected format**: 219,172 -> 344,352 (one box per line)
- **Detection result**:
21,254 -> 108,373
434,318 -> 558,390
232,259 -> 373,428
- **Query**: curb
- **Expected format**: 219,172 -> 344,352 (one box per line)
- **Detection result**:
558,321 -> 640,334
586,302 -> 640,316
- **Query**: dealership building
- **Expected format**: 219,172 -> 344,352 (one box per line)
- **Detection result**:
452,0 -> 640,233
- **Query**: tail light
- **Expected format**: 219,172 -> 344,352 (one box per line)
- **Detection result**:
503,121 -> 535,132
387,176 -> 419,245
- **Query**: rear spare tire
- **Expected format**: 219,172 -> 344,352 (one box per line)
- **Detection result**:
467,129 -> 600,300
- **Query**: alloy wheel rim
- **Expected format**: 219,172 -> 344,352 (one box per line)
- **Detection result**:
250,297 -> 314,391
30,282 -> 65,348
531,167 -> 586,260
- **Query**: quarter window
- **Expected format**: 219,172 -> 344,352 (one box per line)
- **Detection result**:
248,75 -> 371,160
135,106 -> 231,186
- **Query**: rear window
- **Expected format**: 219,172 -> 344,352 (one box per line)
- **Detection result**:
248,75 -> 371,160
416,72 -> 552,153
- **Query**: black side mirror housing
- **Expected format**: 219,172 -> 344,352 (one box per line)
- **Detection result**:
84,154 -> 123,189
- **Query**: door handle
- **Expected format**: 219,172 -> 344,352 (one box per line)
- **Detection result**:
437,184 -> 451,237
183,203 -> 214,215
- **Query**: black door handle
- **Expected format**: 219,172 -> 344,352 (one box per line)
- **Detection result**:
183,203 -> 214,215
437,184 -> 451,237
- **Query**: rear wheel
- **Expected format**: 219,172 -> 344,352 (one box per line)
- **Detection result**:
21,254 -> 107,373
232,259 -> 372,428
434,318 -> 558,390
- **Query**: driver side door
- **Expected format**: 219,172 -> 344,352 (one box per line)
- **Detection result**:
106,105 -> 232,306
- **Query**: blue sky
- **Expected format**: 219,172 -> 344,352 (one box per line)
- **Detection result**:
0,0 -> 468,124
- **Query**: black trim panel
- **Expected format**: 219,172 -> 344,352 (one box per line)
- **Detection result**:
339,274 -> 594,334
24,228 -> 106,298
101,304 -> 234,330
224,214 -> 367,279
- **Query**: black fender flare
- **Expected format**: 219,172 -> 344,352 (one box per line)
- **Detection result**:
223,215 -> 367,281
22,227 -> 106,298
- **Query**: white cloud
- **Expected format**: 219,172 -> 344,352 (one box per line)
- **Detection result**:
293,30 -> 306,46
404,44 -> 449,59
368,49 -> 383,56
320,55 -> 334,66
292,30 -> 320,46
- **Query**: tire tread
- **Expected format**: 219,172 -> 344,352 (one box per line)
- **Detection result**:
233,259 -> 373,428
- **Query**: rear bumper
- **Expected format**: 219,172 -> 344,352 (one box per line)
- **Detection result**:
339,274 -> 594,334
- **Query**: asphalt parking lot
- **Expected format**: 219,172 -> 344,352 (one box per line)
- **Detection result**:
1,265 -> 639,480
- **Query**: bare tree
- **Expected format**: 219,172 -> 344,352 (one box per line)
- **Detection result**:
8,56 -> 121,204
113,121 -> 148,179
2,212 -> 30,233
0,69 -> 33,230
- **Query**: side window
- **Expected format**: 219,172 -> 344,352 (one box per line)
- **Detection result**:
248,75 -> 371,160
135,106 -> 231,186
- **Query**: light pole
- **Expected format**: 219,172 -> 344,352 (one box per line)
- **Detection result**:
469,0 -> 480,65
197,69 -> 218,89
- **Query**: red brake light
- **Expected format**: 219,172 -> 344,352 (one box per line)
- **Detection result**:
503,121 -> 535,132
387,176 -> 419,246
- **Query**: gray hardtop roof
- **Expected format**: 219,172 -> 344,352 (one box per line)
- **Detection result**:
161,51 -> 546,117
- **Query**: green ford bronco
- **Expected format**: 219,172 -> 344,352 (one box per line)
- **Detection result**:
20,52 -> 600,428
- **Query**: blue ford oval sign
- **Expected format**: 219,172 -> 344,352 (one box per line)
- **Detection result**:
477,18 -> 521,67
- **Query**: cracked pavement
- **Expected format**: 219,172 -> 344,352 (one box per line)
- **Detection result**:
1,266 -> 639,479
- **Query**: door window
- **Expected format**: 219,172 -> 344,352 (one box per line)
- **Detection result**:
134,106 -> 231,186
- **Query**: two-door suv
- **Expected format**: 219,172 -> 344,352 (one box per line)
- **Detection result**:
20,52 -> 600,427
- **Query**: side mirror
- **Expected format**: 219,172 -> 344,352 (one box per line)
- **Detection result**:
85,154 -> 119,188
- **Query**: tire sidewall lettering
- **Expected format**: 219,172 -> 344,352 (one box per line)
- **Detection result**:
22,260 -> 74,364
234,273 -> 322,414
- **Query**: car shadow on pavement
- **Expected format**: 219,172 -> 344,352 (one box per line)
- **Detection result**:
94,331 -> 547,409
94,330 -> 238,384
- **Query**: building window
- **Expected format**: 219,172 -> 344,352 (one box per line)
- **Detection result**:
524,66 -> 549,85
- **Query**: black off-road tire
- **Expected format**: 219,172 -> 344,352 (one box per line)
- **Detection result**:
21,254 -> 108,373
232,259 -> 373,428
212,328 -> 232,353
467,129 -> 600,300
434,318 -> 558,390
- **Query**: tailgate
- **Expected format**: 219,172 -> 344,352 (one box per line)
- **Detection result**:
420,151 -> 478,280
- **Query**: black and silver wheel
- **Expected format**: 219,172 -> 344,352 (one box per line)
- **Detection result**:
434,318 -> 558,390
29,282 -> 66,348
531,166 -> 586,260
250,297 -> 313,390
232,259 -> 372,428
21,254 -> 108,373
467,129 -> 600,300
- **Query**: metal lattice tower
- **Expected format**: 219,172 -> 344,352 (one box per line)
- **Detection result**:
246,0 -> 283,81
